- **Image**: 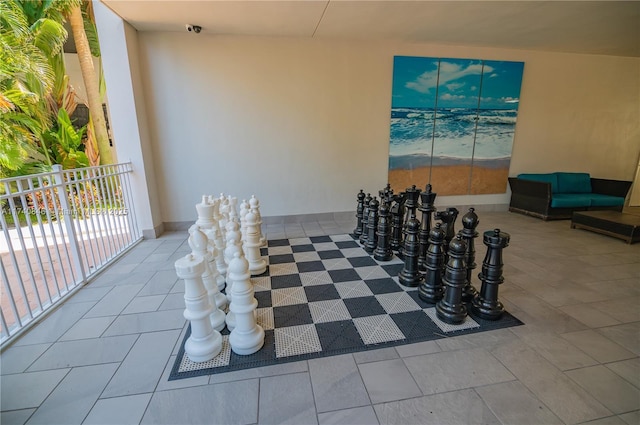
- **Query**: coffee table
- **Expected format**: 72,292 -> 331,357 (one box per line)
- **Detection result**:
571,210 -> 640,244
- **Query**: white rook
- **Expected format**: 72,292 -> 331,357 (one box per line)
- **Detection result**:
189,225 -> 227,330
228,252 -> 265,355
195,195 -> 215,229
175,254 -> 222,362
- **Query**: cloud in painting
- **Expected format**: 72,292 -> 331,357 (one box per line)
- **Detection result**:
405,61 -> 494,94
440,93 -> 466,101
503,97 -> 519,103
446,82 -> 465,91
489,73 -> 499,78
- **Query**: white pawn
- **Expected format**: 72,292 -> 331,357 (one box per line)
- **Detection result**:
249,195 -> 266,246
239,199 -> 250,246
244,212 -> 267,275
188,225 -> 227,331
228,196 -> 239,222
228,252 -> 265,355
224,220 -> 244,329
175,254 -> 222,362
204,226 -> 226,291
195,195 -> 215,229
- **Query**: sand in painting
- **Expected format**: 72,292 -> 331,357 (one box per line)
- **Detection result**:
388,165 -> 509,195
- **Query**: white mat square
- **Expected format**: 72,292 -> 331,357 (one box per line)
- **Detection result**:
308,299 -> 352,323
256,307 -> 274,330
321,258 -> 353,270
179,335 -> 230,372
268,263 -> 298,276
356,266 -> 391,280
424,307 -> 480,332
293,251 -> 321,262
353,314 -> 405,345
271,287 -> 308,307
334,281 -> 375,299
252,276 -> 271,292
275,324 -> 322,358
268,246 -> 293,255
375,292 -> 422,314
299,271 -> 333,286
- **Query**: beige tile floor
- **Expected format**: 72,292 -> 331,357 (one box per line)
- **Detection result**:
1,211 -> 639,425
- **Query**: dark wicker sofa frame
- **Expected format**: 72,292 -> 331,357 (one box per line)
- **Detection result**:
508,177 -> 632,220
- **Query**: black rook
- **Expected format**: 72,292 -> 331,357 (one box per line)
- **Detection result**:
374,201 -> 393,261
398,217 -> 423,287
418,223 -> 446,303
471,229 -> 510,320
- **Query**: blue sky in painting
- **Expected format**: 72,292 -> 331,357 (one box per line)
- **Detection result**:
391,56 -> 524,109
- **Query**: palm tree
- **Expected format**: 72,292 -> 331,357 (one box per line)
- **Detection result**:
68,1 -> 113,165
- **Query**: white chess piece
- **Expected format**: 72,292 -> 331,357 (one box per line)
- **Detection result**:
239,199 -> 250,247
188,225 -> 227,331
244,212 -> 267,275
204,226 -> 226,291
228,252 -> 265,355
175,254 -> 222,362
224,220 -> 243,330
195,195 -> 215,229
249,195 -> 266,246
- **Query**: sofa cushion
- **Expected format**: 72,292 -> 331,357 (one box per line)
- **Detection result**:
550,193 -> 592,208
517,173 -> 559,193
557,172 -> 592,194
589,193 -> 626,207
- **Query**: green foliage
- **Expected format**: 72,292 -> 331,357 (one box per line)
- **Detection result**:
45,108 -> 88,169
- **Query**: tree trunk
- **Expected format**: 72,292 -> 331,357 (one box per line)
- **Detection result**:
68,4 -> 113,165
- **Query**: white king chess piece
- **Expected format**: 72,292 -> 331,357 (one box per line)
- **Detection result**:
188,225 -> 227,330
174,254 -> 222,362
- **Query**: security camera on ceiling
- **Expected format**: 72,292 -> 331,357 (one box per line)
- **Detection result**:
185,24 -> 202,33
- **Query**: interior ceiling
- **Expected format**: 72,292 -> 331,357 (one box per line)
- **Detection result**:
100,1 -> 640,57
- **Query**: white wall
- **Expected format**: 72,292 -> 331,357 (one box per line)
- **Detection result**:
137,33 -> 640,222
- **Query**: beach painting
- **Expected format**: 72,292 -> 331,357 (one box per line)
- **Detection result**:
388,56 -> 524,195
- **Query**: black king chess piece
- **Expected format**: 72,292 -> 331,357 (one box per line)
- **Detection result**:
390,193 -> 405,252
460,208 -> 479,302
359,193 -> 372,245
471,229 -> 510,320
398,217 -> 423,287
435,207 -> 459,256
364,197 -> 379,253
374,201 -> 393,261
353,190 -> 365,237
436,235 -> 468,324
418,184 -> 437,271
418,223 -> 446,303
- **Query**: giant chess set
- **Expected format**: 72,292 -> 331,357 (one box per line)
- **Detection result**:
169,187 -> 522,380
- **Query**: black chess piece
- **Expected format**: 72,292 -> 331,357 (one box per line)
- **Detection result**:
436,235 -> 468,324
398,217 -> 423,287
460,208 -> 479,302
471,229 -> 510,320
374,201 -> 393,261
418,223 -> 446,303
435,207 -> 459,255
418,184 -> 437,271
359,193 -> 372,245
364,197 -> 379,253
390,193 -> 405,252
399,186 -> 421,258
354,190 -> 365,237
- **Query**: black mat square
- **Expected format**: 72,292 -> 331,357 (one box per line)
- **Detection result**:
318,250 -> 345,260
382,264 -> 404,276
365,278 -> 404,294
316,320 -> 363,352
407,290 -> 436,308
391,311 -> 442,339
269,254 -> 295,264
292,244 -> 315,253
348,256 -> 378,268
273,304 -> 314,328
304,284 -> 341,302
297,261 -> 326,273
343,296 -> 387,318
254,291 -> 272,308
260,247 -> 268,256
268,239 -> 290,247
270,274 -> 303,289
328,268 -> 361,283
310,236 -> 332,243
336,240 -> 360,249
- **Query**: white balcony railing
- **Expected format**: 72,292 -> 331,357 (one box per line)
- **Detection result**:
0,163 -> 142,347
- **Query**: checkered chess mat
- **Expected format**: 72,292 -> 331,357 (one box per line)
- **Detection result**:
170,234 -> 522,380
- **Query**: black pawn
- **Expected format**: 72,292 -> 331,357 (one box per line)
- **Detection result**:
359,193 -> 372,245
418,223 -> 446,303
418,184 -> 437,271
354,190 -> 365,237
374,201 -> 393,261
390,193 -> 405,252
364,198 -> 379,254
460,208 -> 479,302
399,186 -> 421,258
471,229 -> 510,320
398,217 -> 423,287
436,235 -> 468,324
